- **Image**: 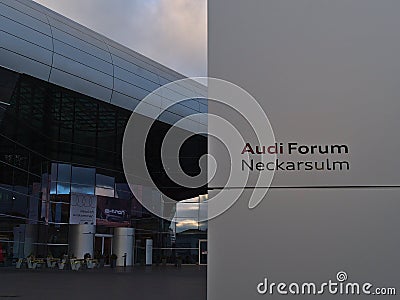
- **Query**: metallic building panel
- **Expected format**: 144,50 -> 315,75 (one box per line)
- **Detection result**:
0,30 -> 52,66
106,40 -> 163,76
159,71 -> 181,83
51,27 -> 111,62
114,78 -> 150,100
140,92 -> 163,109
49,18 -> 109,52
0,15 -> 52,50
111,52 -> 161,83
198,114 -> 208,126
199,103 -> 208,113
49,68 -> 112,101
0,47 -> 51,81
159,76 -> 172,86
5,0 -> 49,23
158,110 -> 185,126
198,99 -> 208,106
53,39 -> 113,75
114,66 -> 160,92
135,100 -> 162,120
183,99 -> 201,111
162,87 -> 193,104
167,103 -> 199,119
0,2 -> 51,36
110,91 -> 140,111
192,85 -> 208,98
52,53 -> 113,90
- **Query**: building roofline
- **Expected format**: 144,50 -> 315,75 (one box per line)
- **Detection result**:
0,0 -> 206,117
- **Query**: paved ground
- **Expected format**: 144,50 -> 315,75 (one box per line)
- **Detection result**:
0,266 -> 206,300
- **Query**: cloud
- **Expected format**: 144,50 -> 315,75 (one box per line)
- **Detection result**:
34,0 -> 207,77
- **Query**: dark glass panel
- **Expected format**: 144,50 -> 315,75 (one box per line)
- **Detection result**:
57,164 -> 71,183
9,189 -> 28,218
71,166 -> 95,186
50,163 -> 58,182
0,67 -> 19,105
12,168 -> 28,190
95,173 -> 115,197
49,202 -> 70,224
71,184 -> 95,195
0,161 -> 13,186
96,173 -> 114,189
0,186 -> 13,214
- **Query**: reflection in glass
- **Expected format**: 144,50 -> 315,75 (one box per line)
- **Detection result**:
71,184 -> 94,195
51,163 -> 58,182
50,182 -> 57,195
57,164 -> 71,183
56,182 -> 70,195
95,187 -> 114,197
49,202 -> 70,224
96,174 -> 114,189
96,173 -> 115,197
71,166 -> 95,186
198,221 -> 208,232
0,64 -> 207,262
172,218 -> 199,233
175,202 -> 200,218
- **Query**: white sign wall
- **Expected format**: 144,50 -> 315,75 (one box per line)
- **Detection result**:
69,193 -> 97,225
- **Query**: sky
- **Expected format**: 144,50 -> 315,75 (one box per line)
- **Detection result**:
34,0 -> 207,78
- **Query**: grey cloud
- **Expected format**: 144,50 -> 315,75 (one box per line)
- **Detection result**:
34,0 -> 207,77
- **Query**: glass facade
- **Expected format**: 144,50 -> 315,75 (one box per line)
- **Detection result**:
0,66 -> 207,266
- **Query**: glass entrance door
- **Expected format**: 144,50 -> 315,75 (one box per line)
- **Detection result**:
198,240 -> 207,265
95,234 -> 113,265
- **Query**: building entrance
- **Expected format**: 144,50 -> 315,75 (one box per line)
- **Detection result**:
199,240 -> 207,265
95,234 -> 113,265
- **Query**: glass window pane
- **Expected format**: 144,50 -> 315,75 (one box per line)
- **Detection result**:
10,190 -> 28,218
175,202 -> 199,218
115,183 -> 131,193
199,203 -> 208,222
57,182 -> 70,195
0,161 -> 14,186
50,182 -> 57,195
96,174 -> 115,189
0,187 -> 13,214
199,221 -> 208,232
13,169 -> 28,189
173,218 -> 199,233
0,67 -> 19,104
49,202 -> 70,224
95,187 -> 114,197
47,224 -> 69,245
51,163 -> 58,182
58,164 -> 71,183
71,166 -> 95,186
71,184 -> 95,195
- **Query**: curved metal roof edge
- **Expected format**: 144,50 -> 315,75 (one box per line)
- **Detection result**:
0,0 -> 207,111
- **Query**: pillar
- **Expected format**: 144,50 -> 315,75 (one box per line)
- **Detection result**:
112,227 -> 135,267
68,224 -> 95,259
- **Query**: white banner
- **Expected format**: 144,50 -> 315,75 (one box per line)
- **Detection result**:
69,193 -> 97,225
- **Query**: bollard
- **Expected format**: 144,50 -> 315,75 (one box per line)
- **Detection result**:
123,253 -> 127,269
